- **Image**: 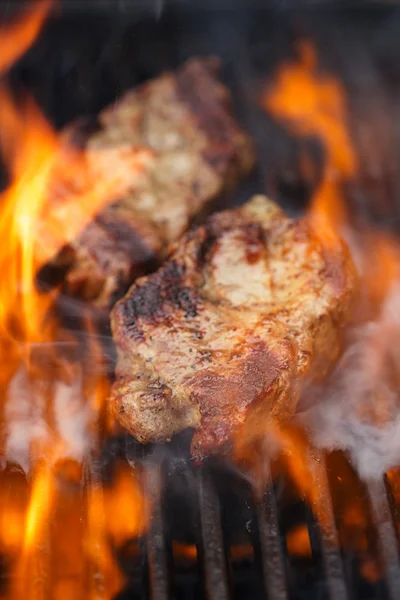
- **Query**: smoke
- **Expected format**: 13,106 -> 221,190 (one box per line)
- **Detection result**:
301,282 -> 400,480
5,365 -> 49,472
4,355 -> 93,472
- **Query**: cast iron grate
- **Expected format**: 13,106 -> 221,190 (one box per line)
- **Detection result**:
102,437 -> 400,600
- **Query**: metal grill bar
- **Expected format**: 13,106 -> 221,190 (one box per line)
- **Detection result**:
122,451 -> 400,600
255,481 -> 289,600
307,453 -> 349,600
145,463 -> 171,600
366,477 -> 400,600
198,469 -> 231,600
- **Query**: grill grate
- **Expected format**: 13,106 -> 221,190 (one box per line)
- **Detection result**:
125,451 -> 400,600
198,469 -> 231,600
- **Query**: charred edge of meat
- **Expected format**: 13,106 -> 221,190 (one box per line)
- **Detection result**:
42,212 -> 158,302
117,260 -> 199,342
65,222 -> 156,299
60,116 -> 101,150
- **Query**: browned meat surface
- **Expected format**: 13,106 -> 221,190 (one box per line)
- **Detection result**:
48,57 -> 254,308
110,195 -> 358,457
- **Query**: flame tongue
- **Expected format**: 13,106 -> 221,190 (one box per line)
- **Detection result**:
0,0 -> 52,75
254,38 -> 400,578
263,40 -> 356,247
0,89 -> 58,344
0,3 -> 152,598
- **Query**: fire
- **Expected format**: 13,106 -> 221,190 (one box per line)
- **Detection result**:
0,92 -> 152,345
0,467 -> 27,555
23,460 -> 56,552
11,459 -> 56,600
285,524 -> 312,558
0,0 -> 52,75
263,41 -> 356,179
258,37 -> 400,584
0,89 -> 58,344
262,40 -> 356,246
173,542 -> 198,562
103,461 -> 149,545
0,2 -> 151,598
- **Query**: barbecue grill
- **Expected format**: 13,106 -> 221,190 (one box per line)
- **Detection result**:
92,432 -> 400,600
3,1 -> 400,599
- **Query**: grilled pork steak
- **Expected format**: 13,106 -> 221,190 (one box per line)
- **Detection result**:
48,58 -> 254,308
110,196 -> 358,457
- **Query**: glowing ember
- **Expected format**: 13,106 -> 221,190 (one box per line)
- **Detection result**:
285,524 -> 312,558
172,542 -> 198,562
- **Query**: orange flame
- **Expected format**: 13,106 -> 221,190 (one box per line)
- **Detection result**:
11,458 -> 57,600
0,90 -> 152,345
85,481 -> 126,599
173,542 -> 198,562
103,461 -> 149,545
249,36 -> 400,588
0,89 -> 58,344
0,2 -> 151,598
286,524 -> 312,558
262,40 -> 356,246
0,468 -> 27,555
85,461 -> 148,599
0,0 -> 52,75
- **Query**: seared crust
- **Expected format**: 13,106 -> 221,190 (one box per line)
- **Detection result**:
49,58 -> 254,308
110,195 -> 358,456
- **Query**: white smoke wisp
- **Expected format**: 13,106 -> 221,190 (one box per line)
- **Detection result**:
301,282 -> 400,480
4,357 -> 95,473
53,369 -> 93,462
5,365 -> 50,472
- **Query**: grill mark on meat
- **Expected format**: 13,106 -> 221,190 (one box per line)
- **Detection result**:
241,222 -> 265,264
196,229 -> 219,269
196,221 -> 265,275
95,207 -> 155,266
175,61 -> 239,175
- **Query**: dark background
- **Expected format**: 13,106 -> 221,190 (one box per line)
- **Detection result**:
2,0 -> 400,229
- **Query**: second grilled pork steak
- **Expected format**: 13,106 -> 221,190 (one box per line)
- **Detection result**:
111,196 -> 358,457
49,58 -> 254,308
